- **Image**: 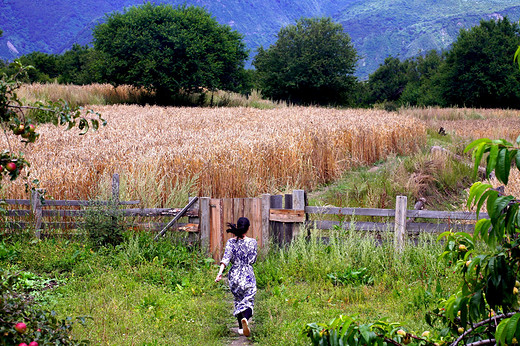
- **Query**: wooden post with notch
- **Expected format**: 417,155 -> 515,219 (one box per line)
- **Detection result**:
31,188 -> 43,239
292,190 -> 306,240
394,195 -> 407,253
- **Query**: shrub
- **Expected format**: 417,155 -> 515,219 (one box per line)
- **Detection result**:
81,202 -> 125,248
0,268 -> 89,345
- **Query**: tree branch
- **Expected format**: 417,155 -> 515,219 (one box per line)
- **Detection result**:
450,312 -> 518,346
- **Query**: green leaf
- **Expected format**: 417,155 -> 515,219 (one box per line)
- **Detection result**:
472,142 -> 488,178
487,144 -> 499,178
476,190 -> 496,219
496,317 -> 510,345
504,313 -> 520,343
464,138 -> 491,153
468,182 -> 492,210
496,148 -> 511,185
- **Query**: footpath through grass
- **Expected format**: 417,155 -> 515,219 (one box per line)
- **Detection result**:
0,229 -> 458,345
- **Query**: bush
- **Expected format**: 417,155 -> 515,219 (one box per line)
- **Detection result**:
0,268 -> 89,345
81,202 -> 125,248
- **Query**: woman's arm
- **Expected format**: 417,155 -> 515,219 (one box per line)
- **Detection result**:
215,263 -> 226,282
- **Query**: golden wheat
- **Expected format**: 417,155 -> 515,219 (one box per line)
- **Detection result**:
401,106 -> 520,141
1,105 -> 426,206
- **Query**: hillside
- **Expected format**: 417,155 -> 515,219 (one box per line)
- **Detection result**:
1,0 -> 519,78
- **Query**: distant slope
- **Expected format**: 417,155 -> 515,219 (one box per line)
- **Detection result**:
333,0 -> 520,76
1,0 -> 519,78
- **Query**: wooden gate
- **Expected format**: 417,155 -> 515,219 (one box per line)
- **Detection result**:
208,197 -> 264,260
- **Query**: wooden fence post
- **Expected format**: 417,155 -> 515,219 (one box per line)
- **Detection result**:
292,190 -> 306,240
261,194 -> 271,251
112,173 -> 120,205
394,195 -> 407,252
199,197 -> 211,254
31,189 -> 43,239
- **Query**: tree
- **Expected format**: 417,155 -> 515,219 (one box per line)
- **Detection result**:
57,44 -> 102,85
92,3 -> 248,103
253,17 -> 358,105
367,56 -> 410,104
440,17 -> 520,108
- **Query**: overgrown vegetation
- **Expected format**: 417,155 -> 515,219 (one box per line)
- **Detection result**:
0,228 -> 457,345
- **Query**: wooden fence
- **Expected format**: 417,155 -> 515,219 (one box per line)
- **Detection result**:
1,174 -> 199,238
2,181 -> 489,258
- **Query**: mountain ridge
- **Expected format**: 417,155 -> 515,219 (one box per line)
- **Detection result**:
1,0 -> 519,78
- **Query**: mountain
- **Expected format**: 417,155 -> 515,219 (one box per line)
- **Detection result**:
1,0 -> 520,78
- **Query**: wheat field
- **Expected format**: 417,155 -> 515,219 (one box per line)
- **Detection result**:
0,106 -> 426,207
401,107 -> 520,141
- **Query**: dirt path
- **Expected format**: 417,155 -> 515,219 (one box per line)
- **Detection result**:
228,326 -> 253,345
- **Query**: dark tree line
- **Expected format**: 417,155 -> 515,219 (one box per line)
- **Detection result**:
1,3 -> 520,108
366,17 -> 520,109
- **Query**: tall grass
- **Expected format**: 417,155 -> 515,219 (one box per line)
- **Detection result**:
18,83 -> 154,106
252,228 -> 457,344
1,106 -> 426,205
17,83 -> 281,109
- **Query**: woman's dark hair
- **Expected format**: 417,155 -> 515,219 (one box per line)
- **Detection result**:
226,217 -> 250,237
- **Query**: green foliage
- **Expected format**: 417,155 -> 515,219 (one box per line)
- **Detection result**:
253,17 -> 358,105
57,44 -> 102,85
81,202 -> 125,248
368,50 -> 445,107
440,17 -> 520,108
0,268 -> 89,345
92,2 -> 248,104
327,267 -> 374,286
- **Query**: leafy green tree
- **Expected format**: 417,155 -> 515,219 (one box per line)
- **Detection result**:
16,51 -> 60,83
57,44 -> 102,85
440,17 -> 520,108
367,56 -> 410,104
92,3 -> 248,103
399,50 -> 445,106
253,17 -> 358,105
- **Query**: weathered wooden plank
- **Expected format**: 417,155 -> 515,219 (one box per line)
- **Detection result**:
394,196 -> 407,252
250,198 -> 262,247
283,194 -> 293,243
119,208 -> 198,217
6,209 -> 31,216
292,190 -> 306,239
269,209 -> 306,223
200,197 -> 211,251
261,194 -> 270,251
306,206 -> 396,217
270,195 -> 283,245
310,220 -> 391,232
2,199 -> 31,205
310,220 -> 475,233
210,198 -> 222,260
3,199 -> 139,207
406,210 -> 488,220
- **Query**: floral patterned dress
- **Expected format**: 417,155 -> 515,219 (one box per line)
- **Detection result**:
220,236 -> 257,316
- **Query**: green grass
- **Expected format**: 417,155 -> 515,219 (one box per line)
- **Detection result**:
0,228 -> 458,345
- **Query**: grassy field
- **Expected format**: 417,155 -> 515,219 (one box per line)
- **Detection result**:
1,229 -> 458,345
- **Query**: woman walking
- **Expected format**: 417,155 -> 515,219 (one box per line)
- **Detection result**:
215,217 -> 257,337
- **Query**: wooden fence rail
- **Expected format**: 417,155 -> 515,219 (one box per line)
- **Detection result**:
3,182 -> 490,254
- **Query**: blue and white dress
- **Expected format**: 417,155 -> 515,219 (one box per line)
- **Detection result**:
220,237 -> 258,316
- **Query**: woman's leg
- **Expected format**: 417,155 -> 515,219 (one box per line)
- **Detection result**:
242,308 -> 252,320
236,312 -> 243,329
